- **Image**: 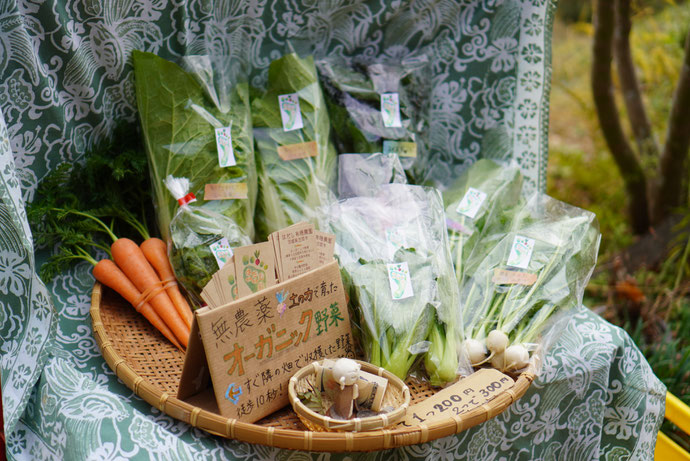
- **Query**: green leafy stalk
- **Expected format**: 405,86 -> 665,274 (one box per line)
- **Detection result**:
133,50 -> 256,241
251,53 -> 337,239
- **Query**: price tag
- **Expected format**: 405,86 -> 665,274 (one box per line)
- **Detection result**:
204,182 -> 249,200
277,140 -> 318,161
383,140 -> 417,157
399,368 -> 514,427
492,268 -> 537,286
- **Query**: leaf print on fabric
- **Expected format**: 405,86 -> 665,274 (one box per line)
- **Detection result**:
487,37 -> 518,72
276,11 -> 304,37
604,407 -> 641,440
0,250 -> 31,296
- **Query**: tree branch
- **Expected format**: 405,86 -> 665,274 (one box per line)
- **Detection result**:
654,28 -> 690,223
613,0 -> 659,160
592,0 -> 650,234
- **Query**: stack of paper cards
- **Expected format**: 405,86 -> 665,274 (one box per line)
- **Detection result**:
200,222 -> 336,308
268,221 -> 335,281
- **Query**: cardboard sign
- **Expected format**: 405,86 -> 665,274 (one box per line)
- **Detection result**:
179,260 -> 354,422
399,368 -> 514,427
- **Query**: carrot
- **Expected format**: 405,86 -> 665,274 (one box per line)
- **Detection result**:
111,238 -> 190,348
140,238 -> 193,329
93,259 -> 183,351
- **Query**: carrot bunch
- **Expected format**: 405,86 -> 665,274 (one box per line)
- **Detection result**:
27,128 -> 193,349
93,237 -> 192,349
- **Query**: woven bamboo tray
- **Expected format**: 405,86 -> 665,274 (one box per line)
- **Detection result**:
91,282 -> 537,452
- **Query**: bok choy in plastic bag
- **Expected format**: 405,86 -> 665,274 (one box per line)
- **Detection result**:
317,55 -> 430,183
461,193 -> 600,372
251,53 -> 337,240
319,184 -> 472,385
133,51 -> 257,242
165,176 -> 251,308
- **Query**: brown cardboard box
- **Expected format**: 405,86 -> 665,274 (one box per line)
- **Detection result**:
178,260 -> 354,423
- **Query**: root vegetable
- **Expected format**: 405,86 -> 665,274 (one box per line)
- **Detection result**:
486,329 -> 509,353
504,344 -> 529,371
464,338 -> 488,365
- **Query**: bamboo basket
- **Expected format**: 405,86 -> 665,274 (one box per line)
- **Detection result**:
91,282 -> 537,452
288,360 -> 410,432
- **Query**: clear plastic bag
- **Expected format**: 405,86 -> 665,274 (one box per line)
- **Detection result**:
460,193 -> 601,373
133,51 -> 257,242
316,55 -> 431,183
319,184 -> 472,386
252,53 -> 338,240
165,177 -> 252,308
337,153 -> 407,198
442,159 -> 523,284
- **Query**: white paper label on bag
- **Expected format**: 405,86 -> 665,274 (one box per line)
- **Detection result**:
278,93 -> 304,131
456,187 -> 487,219
385,227 -> 407,259
387,262 -> 414,300
506,235 -> 535,269
215,126 -> 236,167
380,93 -> 402,128
210,237 -> 234,269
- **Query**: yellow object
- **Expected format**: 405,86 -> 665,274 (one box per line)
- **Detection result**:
655,392 -> 690,460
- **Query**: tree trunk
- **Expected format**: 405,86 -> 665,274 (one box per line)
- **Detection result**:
592,0 -> 651,234
653,29 -> 690,224
613,0 -> 659,161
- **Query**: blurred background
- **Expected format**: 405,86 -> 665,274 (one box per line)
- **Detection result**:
548,0 -> 689,450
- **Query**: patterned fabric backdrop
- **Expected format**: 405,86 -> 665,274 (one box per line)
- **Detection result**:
0,1 -> 665,459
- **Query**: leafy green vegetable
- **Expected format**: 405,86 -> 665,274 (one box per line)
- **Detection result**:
251,53 -> 337,240
442,159 -> 523,285
316,56 -> 430,183
319,185 -> 470,385
166,176 -> 252,307
132,50 -> 256,241
28,124 -> 153,280
460,193 -> 601,370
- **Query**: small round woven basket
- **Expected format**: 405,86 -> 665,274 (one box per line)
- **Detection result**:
91,283 -> 537,452
288,360 -> 410,432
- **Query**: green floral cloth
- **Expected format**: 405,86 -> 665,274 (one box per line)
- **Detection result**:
0,1 -> 665,459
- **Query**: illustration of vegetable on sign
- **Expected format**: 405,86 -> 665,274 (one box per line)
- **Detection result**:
276,290 -> 289,316
243,250 -> 269,292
